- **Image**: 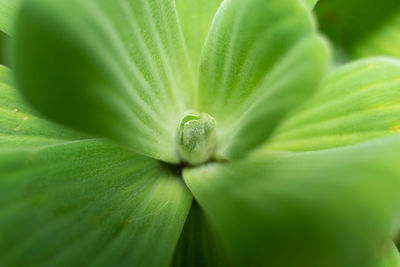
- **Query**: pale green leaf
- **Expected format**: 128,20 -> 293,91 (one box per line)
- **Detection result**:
0,0 -> 21,35
267,58 -> 400,152
175,0 -> 223,73
13,0 -> 196,163
0,65 -> 193,266
197,0 -> 330,160
184,136 -> 400,267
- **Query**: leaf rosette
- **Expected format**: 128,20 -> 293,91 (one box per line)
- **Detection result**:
0,0 -> 400,266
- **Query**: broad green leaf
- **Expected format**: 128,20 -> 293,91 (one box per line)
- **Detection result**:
315,0 -> 400,61
0,141 -> 192,267
197,0 -> 330,160
0,65 -> 193,266
375,242 -> 400,267
172,202 -> 231,267
184,136 -> 400,267
267,58 -> 400,152
0,0 -> 21,35
13,0 -> 196,163
175,0 -> 223,73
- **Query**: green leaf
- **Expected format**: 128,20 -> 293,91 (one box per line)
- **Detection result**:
184,136 -> 400,267
353,12 -> 400,59
172,202 -> 231,267
315,0 -> 400,61
197,0 -> 330,160
302,0 -> 319,9
375,242 -> 400,267
267,58 -> 400,152
0,0 -> 22,35
0,65 -> 84,148
175,0 -> 223,73
0,65 -> 193,266
13,0 -> 196,163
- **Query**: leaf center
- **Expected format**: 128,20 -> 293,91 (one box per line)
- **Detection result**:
177,111 -> 217,165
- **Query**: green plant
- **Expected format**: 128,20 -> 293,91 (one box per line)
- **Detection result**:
1,0 -> 400,266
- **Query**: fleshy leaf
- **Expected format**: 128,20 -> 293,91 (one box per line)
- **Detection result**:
197,0 -> 330,159
184,136 -> 400,267
0,0 -> 22,35
13,0 -> 196,163
0,65 -> 193,266
175,0 -> 223,73
267,58 -> 400,152
315,0 -> 400,61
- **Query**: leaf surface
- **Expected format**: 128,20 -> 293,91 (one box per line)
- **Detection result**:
184,136 -> 400,267
375,242 -> 400,267
0,0 -> 21,35
0,65 -> 192,267
197,0 -> 330,159
175,0 -> 223,74
268,58 -> 400,152
13,0 -> 196,163
302,0 -> 319,9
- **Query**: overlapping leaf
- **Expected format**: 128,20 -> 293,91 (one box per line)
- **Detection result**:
13,0 -> 196,163
184,136 -> 400,267
268,58 -> 400,151
175,0 -> 223,74
172,202 -> 231,267
197,0 -> 330,160
0,66 -> 192,266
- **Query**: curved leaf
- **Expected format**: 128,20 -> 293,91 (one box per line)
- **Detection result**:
13,0 -> 195,163
0,65 -> 192,266
184,136 -> 400,267
0,0 -> 21,35
197,0 -> 330,159
175,0 -> 223,73
268,58 -> 400,152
